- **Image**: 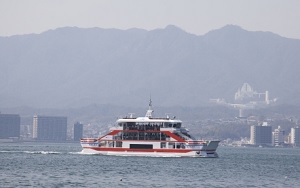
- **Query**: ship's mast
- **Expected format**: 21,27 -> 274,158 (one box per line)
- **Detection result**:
145,97 -> 154,118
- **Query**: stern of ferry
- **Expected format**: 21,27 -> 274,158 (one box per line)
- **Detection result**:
188,140 -> 220,158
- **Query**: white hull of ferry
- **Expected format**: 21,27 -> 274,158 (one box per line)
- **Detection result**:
80,140 -> 220,158
81,148 -> 218,158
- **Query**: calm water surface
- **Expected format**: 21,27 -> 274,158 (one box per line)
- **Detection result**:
0,142 -> 299,188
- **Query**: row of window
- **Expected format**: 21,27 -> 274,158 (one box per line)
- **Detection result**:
99,141 -> 186,149
114,132 -> 169,141
119,122 -> 182,131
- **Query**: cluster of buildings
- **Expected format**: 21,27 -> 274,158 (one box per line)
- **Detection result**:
2,110 -> 300,147
250,122 -> 300,147
0,113 -> 83,142
209,82 -> 300,147
210,83 -> 278,118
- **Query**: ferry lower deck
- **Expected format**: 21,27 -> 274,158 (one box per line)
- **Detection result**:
81,147 -> 218,157
81,139 -> 220,157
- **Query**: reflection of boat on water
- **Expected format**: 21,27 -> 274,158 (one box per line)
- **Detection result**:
81,100 -> 220,157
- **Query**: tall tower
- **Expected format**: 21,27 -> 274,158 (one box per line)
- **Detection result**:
74,122 -> 83,141
33,115 -> 38,139
0,114 -> 20,139
265,91 -> 270,104
33,115 -> 67,141
291,127 -> 300,146
272,126 -> 285,146
250,122 -> 272,146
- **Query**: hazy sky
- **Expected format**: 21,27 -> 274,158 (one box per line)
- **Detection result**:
1,0 -> 300,39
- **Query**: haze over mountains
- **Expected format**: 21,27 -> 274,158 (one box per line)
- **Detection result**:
1,25 -> 300,109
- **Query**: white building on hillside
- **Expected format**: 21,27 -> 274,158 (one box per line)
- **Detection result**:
272,126 -> 285,147
291,127 -> 300,146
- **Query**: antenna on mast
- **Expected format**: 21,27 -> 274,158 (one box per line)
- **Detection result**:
149,95 -> 152,108
145,95 -> 154,118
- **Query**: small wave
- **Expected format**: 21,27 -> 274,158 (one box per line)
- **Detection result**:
1,150 -> 62,154
76,150 -> 101,155
68,151 -> 86,155
24,151 -> 61,155
0,150 -> 22,153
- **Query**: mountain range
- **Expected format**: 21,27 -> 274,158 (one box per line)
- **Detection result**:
1,25 -> 300,108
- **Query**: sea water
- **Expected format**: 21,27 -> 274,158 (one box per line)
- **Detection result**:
0,142 -> 299,188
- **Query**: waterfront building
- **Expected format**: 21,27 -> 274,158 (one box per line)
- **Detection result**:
291,127 -> 300,146
272,126 -> 285,146
33,115 -> 67,141
250,122 -> 272,146
73,122 -> 83,141
0,113 -> 20,139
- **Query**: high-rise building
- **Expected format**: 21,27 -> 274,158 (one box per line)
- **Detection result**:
0,113 -> 20,139
272,126 -> 285,146
250,122 -> 272,146
291,127 -> 300,146
73,122 -> 83,141
33,115 -> 67,141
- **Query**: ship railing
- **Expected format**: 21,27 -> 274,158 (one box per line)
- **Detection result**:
186,140 -> 208,145
80,138 -> 98,143
148,117 -> 171,120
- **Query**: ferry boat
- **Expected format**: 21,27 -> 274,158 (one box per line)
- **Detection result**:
80,100 -> 220,157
